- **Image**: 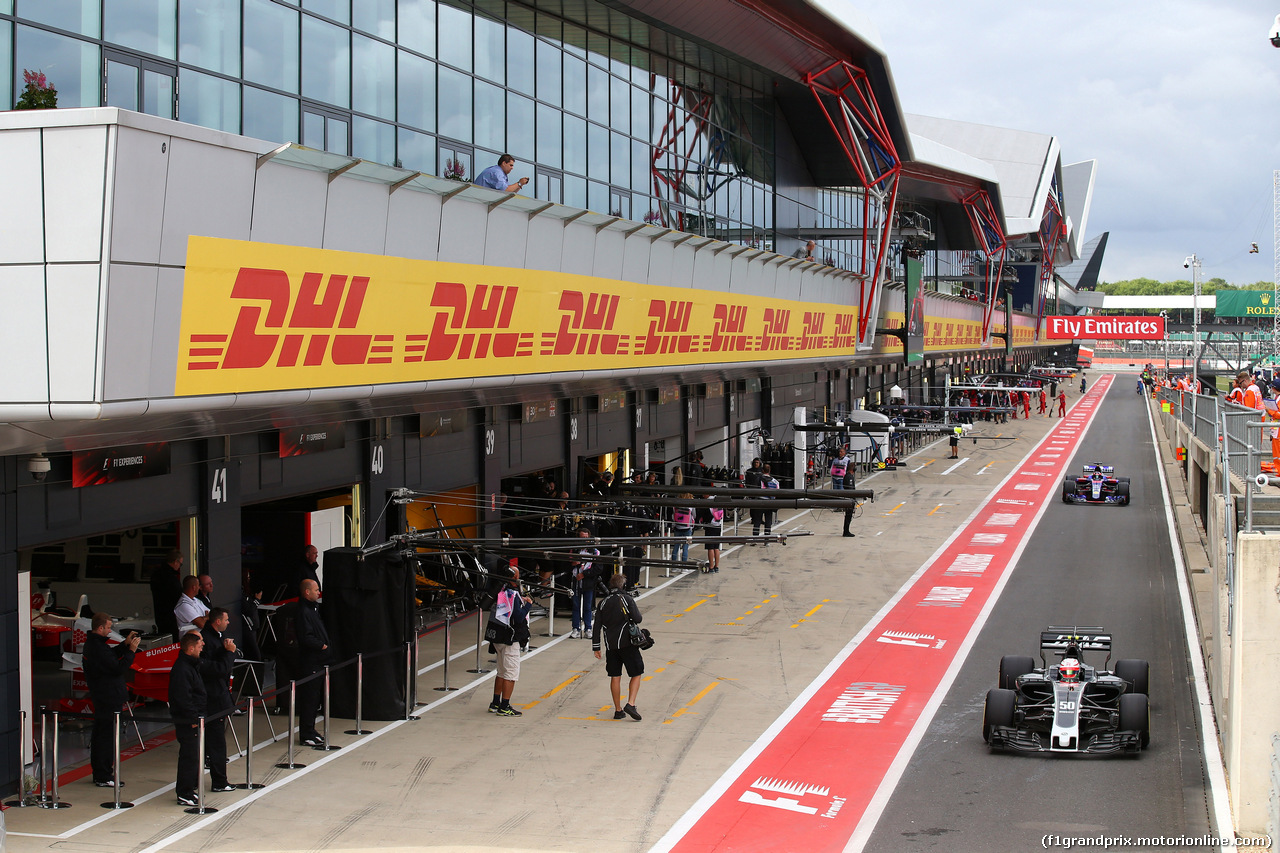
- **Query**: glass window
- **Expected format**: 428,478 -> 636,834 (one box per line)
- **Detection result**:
535,102 -> 560,169
397,0 -> 433,58
179,0 -> 239,76
397,50 -> 434,132
104,0 -> 177,59
397,127 -> 435,172
587,63 -> 607,122
0,22 -> 11,111
244,0 -> 298,94
243,85 -> 299,143
535,39 -> 560,107
302,15 -> 349,108
588,121 -> 608,180
353,34 -> 394,119
16,0 -> 99,38
302,0 -> 347,25
631,138 -> 649,193
143,67 -> 175,118
353,0 -> 394,39
437,65 -> 471,142
610,74 -> 629,134
353,116 -> 394,164
178,67 -> 238,132
15,25 -> 100,108
303,110 -> 324,148
563,54 -> 585,116
474,79 -> 504,152
505,26 -> 532,95
563,113 -> 585,175
438,145 -> 470,181
437,3 -> 470,71
474,14 -> 504,84
588,180 -> 607,214
611,130 -> 628,188
106,59 -> 139,110
562,22 -> 585,57
631,85 -> 649,141
506,91 -> 534,163
564,174 -> 586,208
0,0 -> 11,12
327,115 -> 349,155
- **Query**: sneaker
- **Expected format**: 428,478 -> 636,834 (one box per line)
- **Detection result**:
488,702 -> 501,713
623,704 -> 642,721
613,709 -> 626,720
496,705 -> 523,717
94,779 -> 124,788
300,736 -> 322,747
210,784 -> 237,793
177,794 -> 198,807
569,628 -> 581,639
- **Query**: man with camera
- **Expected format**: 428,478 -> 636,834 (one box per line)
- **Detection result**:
200,607 -> 240,792
592,573 -> 644,721
83,613 -> 140,787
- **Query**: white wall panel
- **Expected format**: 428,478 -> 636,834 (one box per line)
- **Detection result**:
590,229 -> 624,281
43,126 -> 107,263
0,130 -> 45,264
109,127 -> 170,265
250,163 -> 328,248
437,198 -> 488,263
524,217 -> 564,273
0,265 -> 50,402
646,239 -> 674,288
560,223 -> 596,276
669,243 -> 696,289
160,138 -> 255,265
323,178 -> 390,254
150,266 -> 185,397
732,254 -> 760,295
103,264 -> 158,400
46,264 -> 101,402
482,207 -> 529,268
620,232 -> 650,285
690,245 -> 718,293
385,190 -> 442,260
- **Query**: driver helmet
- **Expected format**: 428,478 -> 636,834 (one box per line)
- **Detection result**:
1058,658 -> 1081,682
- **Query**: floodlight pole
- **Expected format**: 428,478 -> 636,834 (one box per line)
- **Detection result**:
1184,254 -> 1201,375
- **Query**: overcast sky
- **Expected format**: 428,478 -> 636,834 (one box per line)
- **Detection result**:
853,1 -> 1280,286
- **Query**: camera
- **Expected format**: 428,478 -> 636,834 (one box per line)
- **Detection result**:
27,455 -> 50,482
1183,261 -> 1190,269
1270,14 -> 1280,47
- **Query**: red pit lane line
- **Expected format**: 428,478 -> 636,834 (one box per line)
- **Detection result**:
654,377 -> 1113,853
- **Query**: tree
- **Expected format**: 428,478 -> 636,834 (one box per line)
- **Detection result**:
15,69 -> 57,110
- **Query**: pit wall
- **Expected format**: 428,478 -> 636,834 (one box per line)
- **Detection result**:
1156,406 -> 1280,838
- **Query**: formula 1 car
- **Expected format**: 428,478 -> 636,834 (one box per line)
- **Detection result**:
982,627 -> 1150,755
1062,464 -> 1130,505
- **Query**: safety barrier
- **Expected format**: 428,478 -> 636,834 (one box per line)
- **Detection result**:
1270,731 -> 1280,843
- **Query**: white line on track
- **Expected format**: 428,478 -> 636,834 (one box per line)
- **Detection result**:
940,457 -> 968,475
1144,396 -> 1235,848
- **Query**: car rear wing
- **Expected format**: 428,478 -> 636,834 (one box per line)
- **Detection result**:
1081,464 -> 1114,475
1040,627 -> 1112,666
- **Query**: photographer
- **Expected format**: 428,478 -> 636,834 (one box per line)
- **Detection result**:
83,613 -> 140,787
592,573 -> 644,721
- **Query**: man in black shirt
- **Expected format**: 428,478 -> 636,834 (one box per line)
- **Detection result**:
82,613 -> 140,786
296,579 -> 331,746
199,608 -> 239,793
149,550 -> 183,641
168,632 -> 207,806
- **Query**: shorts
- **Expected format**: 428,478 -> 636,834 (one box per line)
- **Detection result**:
605,646 -> 644,678
703,526 -> 721,550
495,643 -> 521,681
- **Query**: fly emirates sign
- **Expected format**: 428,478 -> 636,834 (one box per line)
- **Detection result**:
1045,315 -> 1165,340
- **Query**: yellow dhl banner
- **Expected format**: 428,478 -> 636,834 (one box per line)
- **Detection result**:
175,237 -> 861,396
878,312 -> 1038,351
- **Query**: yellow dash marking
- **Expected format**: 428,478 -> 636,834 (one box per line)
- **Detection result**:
520,671 -> 589,709
662,681 -> 723,724
792,599 -> 832,627
928,504 -> 944,516
882,502 -> 905,516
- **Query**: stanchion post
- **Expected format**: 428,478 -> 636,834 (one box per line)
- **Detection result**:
40,710 -> 71,809
434,608 -> 459,692
35,707 -> 48,805
4,709 -> 31,807
346,653 -> 372,734
470,615 -> 493,673
274,681 -> 306,769
238,699 -> 264,789
184,717 -> 217,814
319,666 -> 340,749
404,641 -> 413,721
100,711 -> 134,809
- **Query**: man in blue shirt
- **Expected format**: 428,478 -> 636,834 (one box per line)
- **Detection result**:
474,154 -> 529,193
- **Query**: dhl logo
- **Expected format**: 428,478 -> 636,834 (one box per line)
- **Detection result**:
186,268 -> 393,370
541,291 -> 626,356
759,308 -> 792,352
641,299 -> 696,355
404,282 -> 532,362
709,303 -> 749,352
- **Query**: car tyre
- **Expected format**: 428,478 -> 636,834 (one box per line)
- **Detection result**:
1114,658 -> 1149,697
1115,482 -> 1130,505
983,688 -> 1017,743
1118,692 -> 1150,748
998,655 -> 1035,690
1062,479 -> 1077,503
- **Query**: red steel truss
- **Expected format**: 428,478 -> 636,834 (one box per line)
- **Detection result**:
1036,182 -> 1067,340
649,80 -> 717,230
803,59 -> 902,347
961,189 -> 1008,344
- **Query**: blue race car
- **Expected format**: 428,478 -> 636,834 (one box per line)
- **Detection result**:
1062,464 -> 1130,506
